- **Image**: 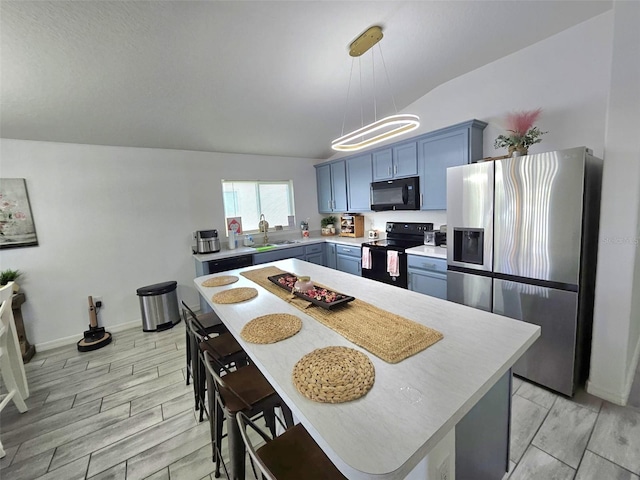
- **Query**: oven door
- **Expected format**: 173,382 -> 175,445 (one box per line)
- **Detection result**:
361,245 -> 408,288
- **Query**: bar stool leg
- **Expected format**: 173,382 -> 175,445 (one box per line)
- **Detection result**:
205,373 -> 217,462
226,410 -> 245,480
198,354 -> 207,422
185,329 -> 191,386
281,403 -> 294,429
263,407 -> 277,438
214,393 -> 225,477
191,336 -> 200,411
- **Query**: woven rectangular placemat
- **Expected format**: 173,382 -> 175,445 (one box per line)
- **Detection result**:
241,266 -> 443,363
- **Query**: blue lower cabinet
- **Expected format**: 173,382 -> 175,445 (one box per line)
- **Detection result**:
335,244 -> 361,276
408,270 -> 447,299
325,243 -> 337,269
407,255 -> 447,299
253,246 -> 305,265
304,243 -> 324,265
336,254 -> 361,276
306,252 -> 324,265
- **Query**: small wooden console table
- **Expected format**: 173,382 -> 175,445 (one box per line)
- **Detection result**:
12,292 -> 36,363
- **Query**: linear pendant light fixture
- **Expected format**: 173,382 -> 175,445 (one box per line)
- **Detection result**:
332,26 -> 420,152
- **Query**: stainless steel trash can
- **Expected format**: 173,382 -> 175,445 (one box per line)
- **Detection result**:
136,281 -> 181,332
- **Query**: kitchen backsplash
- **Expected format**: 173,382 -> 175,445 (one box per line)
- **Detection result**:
360,210 -> 447,234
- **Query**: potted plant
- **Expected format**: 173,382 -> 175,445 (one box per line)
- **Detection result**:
0,269 -> 22,292
494,108 -> 547,156
321,216 -> 337,235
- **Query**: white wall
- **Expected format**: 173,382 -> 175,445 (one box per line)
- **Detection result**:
330,10 -> 613,261
348,10 -> 640,403
0,140 -> 321,348
327,12 -> 613,163
588,0 -> 640,405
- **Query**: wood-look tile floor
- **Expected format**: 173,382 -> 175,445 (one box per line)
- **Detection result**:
1,324 -> 640,479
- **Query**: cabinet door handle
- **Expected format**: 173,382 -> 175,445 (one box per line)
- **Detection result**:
343,248 -> 351,253
394,164 -> 398,175
328,200 -> 332,209
422,263 -> 436,269
388,166 -> 392,176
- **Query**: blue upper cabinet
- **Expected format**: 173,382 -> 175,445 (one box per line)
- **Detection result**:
316,163 -> 333,213
316,119 -> 486,213
393,141 -> 418,178
418,120 -> 487,210
346,153 -> 372,212
316,161 -> 347,213
372,141 -> 418,181
331,161 -> 348,212
372,149 -> 392,180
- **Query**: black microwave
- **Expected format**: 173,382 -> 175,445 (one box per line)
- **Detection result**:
370,176 -> 420,211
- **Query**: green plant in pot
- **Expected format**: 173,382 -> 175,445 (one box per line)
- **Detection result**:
0,269 -> 22,292
494,108 -> 547,157
321,216 -> 337,235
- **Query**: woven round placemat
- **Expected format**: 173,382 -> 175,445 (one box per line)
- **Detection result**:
211,287 -> 258,304
240,313 -> 302,344
201,275 -> 239,287
292,346 -> 375,403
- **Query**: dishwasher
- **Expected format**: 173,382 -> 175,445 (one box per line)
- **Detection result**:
198,254 -> 253,312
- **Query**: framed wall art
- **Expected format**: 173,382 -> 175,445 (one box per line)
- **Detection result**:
0,178 -> 39,249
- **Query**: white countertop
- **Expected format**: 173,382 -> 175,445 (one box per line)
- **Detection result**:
195,259 -> 539,479
193,235 -> 367,263
405,245 -> 448,259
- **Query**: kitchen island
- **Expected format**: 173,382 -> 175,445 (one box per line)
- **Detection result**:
195,259 -> 540,480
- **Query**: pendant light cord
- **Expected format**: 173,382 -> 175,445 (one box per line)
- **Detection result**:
372,47 -> 377,122
339,31 -> 402,139
340,58 -> 357,138
378,43 -> 398,114
358,56 -> 364,130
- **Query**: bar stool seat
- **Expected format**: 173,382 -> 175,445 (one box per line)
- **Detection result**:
203,350 -> 293,480
183,303 -> 248,422
183,306 -> 227,386
196,331 -> 248,422
237,411 -> 347,480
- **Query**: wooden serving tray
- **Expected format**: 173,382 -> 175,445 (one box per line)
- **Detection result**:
267,273 -> 355,310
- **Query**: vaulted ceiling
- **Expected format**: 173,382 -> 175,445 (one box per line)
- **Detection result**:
1,1 -> 611,159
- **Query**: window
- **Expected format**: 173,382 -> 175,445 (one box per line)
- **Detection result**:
222,180 -> 295,233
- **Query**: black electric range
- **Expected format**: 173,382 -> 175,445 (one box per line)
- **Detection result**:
361,222 -> 433,288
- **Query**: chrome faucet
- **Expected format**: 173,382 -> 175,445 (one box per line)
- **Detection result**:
258,214 -> 269,244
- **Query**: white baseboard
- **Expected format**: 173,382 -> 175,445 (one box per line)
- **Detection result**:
35,320 -> 142,352
586,381 -> 628,405
34,303 -> 201,352
586,334 -> 640,406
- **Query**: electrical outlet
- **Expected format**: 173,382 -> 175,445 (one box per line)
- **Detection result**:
437,455 -> 450,480
94,296 -> 103,308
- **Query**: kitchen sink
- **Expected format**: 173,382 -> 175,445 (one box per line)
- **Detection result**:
250,240 -> 301,250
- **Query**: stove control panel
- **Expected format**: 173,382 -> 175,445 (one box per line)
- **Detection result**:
385,222 -> 434,235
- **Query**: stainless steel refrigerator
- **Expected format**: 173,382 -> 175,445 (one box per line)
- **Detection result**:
446,147 -> 602,396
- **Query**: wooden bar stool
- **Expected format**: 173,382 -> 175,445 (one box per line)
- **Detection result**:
183,306 -> 248,422
182,301 -> 227,387
202,350 -> 294,480
236,411 -> 347,480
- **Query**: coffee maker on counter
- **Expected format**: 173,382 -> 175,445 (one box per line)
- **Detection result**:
192,229 -> 221,254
